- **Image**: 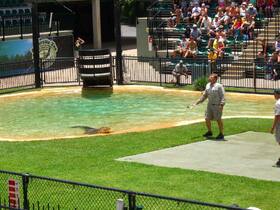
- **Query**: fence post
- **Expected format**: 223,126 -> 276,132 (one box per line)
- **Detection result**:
204,59 -> 207,76
218,60 -> 221,79
128,193 -> 136,210
20,15 -> 23,39
56,21 -> 59,36
22,174 -> 29,210
116,199 -> 124,210
40,59 -> 44,87
32,0 -> 41,88
2,16 -> 5,41
253,60 -> 256,93
159,57 -> 162,86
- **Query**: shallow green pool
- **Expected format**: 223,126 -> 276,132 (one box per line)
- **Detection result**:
0,87 -> 274,140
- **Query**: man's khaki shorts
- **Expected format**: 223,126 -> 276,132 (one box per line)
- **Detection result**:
205,104 -> 222,120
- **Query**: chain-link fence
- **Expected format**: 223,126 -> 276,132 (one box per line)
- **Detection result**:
0,170 -> 247,210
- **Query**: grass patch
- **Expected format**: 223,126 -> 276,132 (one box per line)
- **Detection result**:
0,118 -> 279,209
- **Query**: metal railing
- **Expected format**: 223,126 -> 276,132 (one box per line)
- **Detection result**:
122,56 -> 280,92
0,169 -> 246,210
0,14 -> 60,40
0,56 -> 280,93
147,0 -> 173,39
41,57 -> 78,85
0,60 -> 35,90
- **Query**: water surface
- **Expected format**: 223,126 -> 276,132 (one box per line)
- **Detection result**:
0,87 -> 274,140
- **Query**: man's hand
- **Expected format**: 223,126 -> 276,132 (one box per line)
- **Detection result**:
270,127 -> 275,134
219,105 -> 224,111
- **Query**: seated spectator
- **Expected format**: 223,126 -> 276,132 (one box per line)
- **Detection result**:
185,36 -> 198,58
216,25 -> 227,40
265,0 -> 275,18
208,48 -> 218,72
275,36 -> 280,52
190,0 -> 200,7
199,14 -> 212,33
208,27 -> 217,48
200,3 -> 209,17
231,15 -> 244,38
212,16 -> 221,29
240,2 -> 248,17
215,7 -> 225,19
181,0 -> 189,11
257,38 -> 267,59
220,9 -> 232,26
175,6 -> 182,25
167,15 -> 176,28
240,13 -> 254,40
227,2 -> 239,18
190,24 -> 202,42
267,51 -> 280,80
172,35 -> 188,57
191,2 -> 201,23
213,37 -> 225,58
218,0 -> 226,8
200,0 -> 211,8
257,0 -> 266,14
246,3 -> 258,18
172,60 -> 188,86
184,25 -> 191,38
173,0 -> 180,11
182,7 -> 192,24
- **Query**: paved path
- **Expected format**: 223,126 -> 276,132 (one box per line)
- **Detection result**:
118,131 -> 280,182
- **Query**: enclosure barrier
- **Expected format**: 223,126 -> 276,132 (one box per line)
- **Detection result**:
0,170 -> 246,210
0,56 -> 279,94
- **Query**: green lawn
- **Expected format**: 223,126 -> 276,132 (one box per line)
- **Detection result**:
0,118 -> 279,209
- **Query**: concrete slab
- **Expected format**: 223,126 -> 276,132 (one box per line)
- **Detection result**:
117,132 -> 280,182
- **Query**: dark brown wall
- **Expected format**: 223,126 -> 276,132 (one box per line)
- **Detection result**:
38,0 -> 114,43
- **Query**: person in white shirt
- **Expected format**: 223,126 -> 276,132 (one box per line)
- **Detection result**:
274,36 -> 280,52
199,15 -> 212,33
191,3 -> 201,23
240,2 -> 247,17
194,73 -> 225,140
270,89 -> 280,167
172,60 -> 188,86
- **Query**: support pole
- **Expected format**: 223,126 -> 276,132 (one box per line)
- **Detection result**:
114,0 -> 123,85
32,0 -> 41,88
92,0 -> 102,48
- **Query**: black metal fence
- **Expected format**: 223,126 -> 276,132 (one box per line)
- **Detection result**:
122,56 -> 280,92
0,56 -> 280,93
0,14 -> 59,41
0,60 -> 35,91
0,170 -> 246,210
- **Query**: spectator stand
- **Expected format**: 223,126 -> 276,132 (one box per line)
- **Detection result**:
146,0 -> 280,81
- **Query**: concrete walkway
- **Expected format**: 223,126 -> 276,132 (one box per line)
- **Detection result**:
117,131 -> 280,182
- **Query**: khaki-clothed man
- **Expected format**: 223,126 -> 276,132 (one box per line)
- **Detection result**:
195,73 -> 225,140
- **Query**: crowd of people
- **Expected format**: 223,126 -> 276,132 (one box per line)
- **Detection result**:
168,0 -> 280,79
